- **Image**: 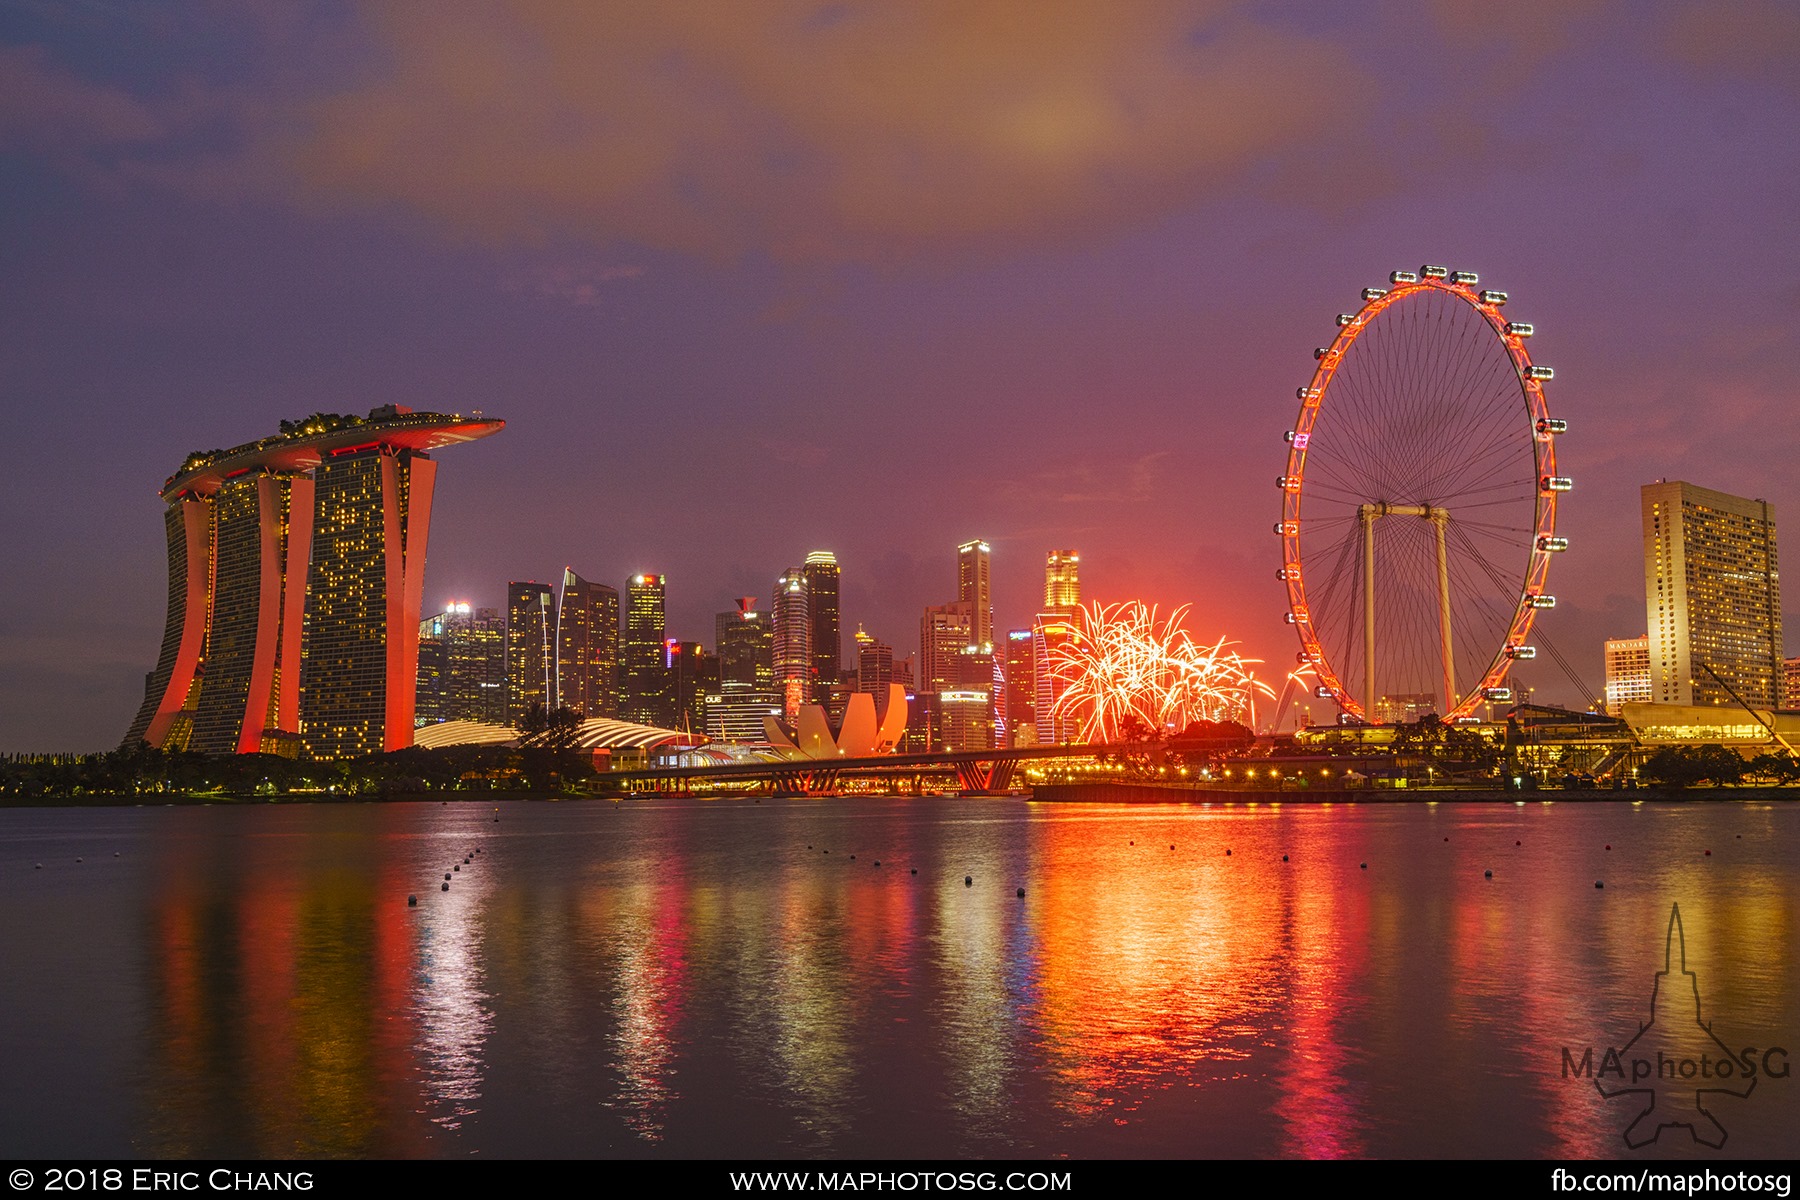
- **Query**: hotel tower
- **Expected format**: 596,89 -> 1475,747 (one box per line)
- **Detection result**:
125,406 -> 503,758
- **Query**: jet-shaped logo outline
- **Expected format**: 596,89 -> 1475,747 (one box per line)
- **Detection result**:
1596,903 -> 1756,1149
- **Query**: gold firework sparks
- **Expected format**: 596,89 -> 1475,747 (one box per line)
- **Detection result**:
1049,601 -> 1273,743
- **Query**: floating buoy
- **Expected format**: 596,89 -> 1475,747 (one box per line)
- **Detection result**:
1595,880 -> 1605,888
114,852 -> 120,857
849,854 -> 856,860
1444,837 -> 1450,842
964,875 -> 972,887
910,868 -> 917,875
808,845 -> 813,850
1360,862 -> 1367,869
1704,850 -> 1711,856
34,863 -> 41,869
1282,854 -> 1289,862
442,882 -> 450,891
408,895 -> 417,906
453,865 -> 460,872
1016,887 -> 1026,898
1170,844 -> 1175,850
1225,849 -> 1232,856
1484,870 -> 1492,879
873,860 -> 881,867
1516,840 -> 1521,846
444,873 -> 451,881
75,858 -> 82,863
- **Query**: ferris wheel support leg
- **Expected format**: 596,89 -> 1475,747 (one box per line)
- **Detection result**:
1361,504 -> 1377,719
1432,508 -> 1455,716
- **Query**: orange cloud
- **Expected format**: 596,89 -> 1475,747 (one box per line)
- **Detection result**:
283,1 -> 1368,263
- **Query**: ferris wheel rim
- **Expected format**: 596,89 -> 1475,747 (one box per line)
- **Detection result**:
1277,270 -> 1562,723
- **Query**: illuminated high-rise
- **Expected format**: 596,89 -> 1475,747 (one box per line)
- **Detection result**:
506,582 -> 555,724
419,603 -> 505,725
920,602 -> 973,694
621,574 -> 673,727
958,539 -> 993,648
1603,635 -> 1651,718
125,406 -> 503,758
803,551 -> 841,702
1642,481 -> 1781,708
556,568 -> 619,719
1033,547 -> 1081,744
1044,550 -> 1080,610
773,567 -> 812,722
711,598 -> 779,742
1004,629 -> 1036,745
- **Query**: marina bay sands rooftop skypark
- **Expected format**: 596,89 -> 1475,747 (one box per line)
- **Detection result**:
161,406 -> 504,501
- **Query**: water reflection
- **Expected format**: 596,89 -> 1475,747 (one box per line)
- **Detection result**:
8,796 -> 1789,1158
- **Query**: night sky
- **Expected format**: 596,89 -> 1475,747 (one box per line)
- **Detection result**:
3,2 -> 1797,753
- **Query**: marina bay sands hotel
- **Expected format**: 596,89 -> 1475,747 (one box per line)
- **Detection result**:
124,407 -> 503,760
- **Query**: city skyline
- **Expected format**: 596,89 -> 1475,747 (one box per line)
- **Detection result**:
4,4 -> 1800,751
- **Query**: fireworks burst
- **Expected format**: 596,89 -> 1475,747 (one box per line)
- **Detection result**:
1050,601 -> 1273,743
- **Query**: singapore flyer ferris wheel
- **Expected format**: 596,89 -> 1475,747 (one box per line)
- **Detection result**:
1277,265 -> 1568,724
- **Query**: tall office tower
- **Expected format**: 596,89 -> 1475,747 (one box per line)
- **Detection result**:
420,602 -> 506,725
126,407 -> 504,758
1642,481 -> 1782,708
1044,549 -> 1081,610
667,640 -> 715,733
947,642 -> 1003,749
452,606 -> 506,723
1604,635 -> 1652,717
506,581 -> 555,723
1785,657 -> 1800,709
620,574 -> 673,727
920,601 -> 973,694
416,613 -> 448,726
958,539 -> 993,648
1032,613 -> 1080,744
772,567 -> 813,722
556,568 -> 619,719
803,551 -> 841,703
1004,629 -> 1036,745
711,598 -> 780,741
1031,547 -> 1082,744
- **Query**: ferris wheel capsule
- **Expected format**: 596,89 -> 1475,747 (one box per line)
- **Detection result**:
1506,322 -> 1534,338
1526,365 -> 1555,381
1481,290 -> 1510,306
1362,287 -> 1388,301
1536,418 -> 1567,435
1421,265 -> 1449,279
1449,270 -> 1479,285
1390,270 -> 1419,284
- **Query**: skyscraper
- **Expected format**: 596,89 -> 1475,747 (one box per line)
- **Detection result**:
419,602 -> 505,725
556,568 -> 619,718
1004,628 -> 1036,745
804,551 -> 841,702
126,406 -> 503,758
920,601 -> 973,694
667,639 -> 715,733
1642,481 -> 1782,709
773,567 -> 812,722
711,597 -> 779,742
506,582 -> 555,724
1033,547 -> 1082,744
958,539 -> 993,648
1044,549 -> 1080,609
622,574 -> 673,727
1603,635 -> 1650,717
